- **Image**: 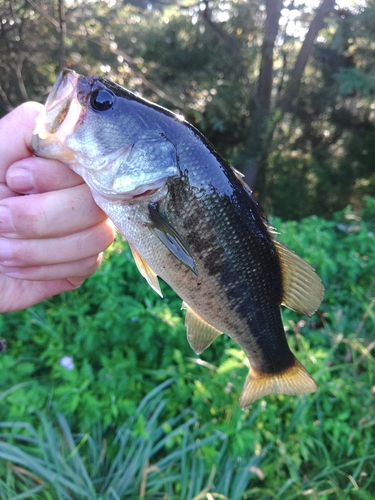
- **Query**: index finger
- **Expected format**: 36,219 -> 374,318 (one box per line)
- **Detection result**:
0,102 -> 43,181
6,156 -> 84,195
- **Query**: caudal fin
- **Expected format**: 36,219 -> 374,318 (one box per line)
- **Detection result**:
239,358 -> 318,409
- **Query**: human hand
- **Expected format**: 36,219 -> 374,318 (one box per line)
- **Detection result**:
0,102 -> 116,313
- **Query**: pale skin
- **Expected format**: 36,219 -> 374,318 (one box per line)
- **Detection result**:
0,102 -> 116,313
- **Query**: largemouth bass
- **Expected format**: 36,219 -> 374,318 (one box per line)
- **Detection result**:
31,70 -> 324,408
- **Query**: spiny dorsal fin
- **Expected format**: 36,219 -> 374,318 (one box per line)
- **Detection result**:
129,244 -> 163,297
239,357 -> 318,409
148,205 -> 198,276
181,302 -> 223,355
274,241 -> 324,317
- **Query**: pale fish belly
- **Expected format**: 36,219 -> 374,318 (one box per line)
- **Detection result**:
95,194 -> 261,359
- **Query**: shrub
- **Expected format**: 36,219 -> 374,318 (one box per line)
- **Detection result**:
1,198 -> 375,497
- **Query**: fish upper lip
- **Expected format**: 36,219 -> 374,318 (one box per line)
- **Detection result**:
32,70 -> 81,146
46,70 -> 79,113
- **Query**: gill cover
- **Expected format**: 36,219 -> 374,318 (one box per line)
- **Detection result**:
32,70 -> 181,200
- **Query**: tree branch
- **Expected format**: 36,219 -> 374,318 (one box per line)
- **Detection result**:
58,0 -> 66,73
26,0 -> 60,30
12,58 -> 29,102
26,0 -> 184,110
280,0 -> 336,112
200,1 -> 248,81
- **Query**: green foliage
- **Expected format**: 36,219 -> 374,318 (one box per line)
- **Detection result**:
334,68 -> 375,97
1,200 -> 375,497
2,0 -> 375,218
0,381 -> 260,500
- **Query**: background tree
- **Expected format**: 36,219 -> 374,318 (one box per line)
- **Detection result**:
0,0 -> 373,219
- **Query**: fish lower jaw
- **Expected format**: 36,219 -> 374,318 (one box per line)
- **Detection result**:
91,181 -> 169,205
31,134 -> 76,163
129,187 -> 161,201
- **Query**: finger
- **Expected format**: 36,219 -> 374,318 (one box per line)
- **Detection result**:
0,277 -> 84,313
0,184 -> 19,201
0,184 -> 108,238
0,254 -> 102,281
0,220 -> 115,267
0,102 -> 43,180
6,156 -> 84,195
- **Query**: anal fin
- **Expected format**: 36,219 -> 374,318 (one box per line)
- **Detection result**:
129,244 -> 163,297
275,241 -> 324,316
239,357 -> 318,409
181,302 -> 223,355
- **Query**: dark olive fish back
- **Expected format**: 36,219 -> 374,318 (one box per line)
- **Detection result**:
157,139 -> 295,375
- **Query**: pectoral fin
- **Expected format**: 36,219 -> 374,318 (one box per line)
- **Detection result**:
148,205 -> 198,276
181,302 -> 223,354
239,357 -> 318,409
274,241 -> 324,316
129,244 -> 163,297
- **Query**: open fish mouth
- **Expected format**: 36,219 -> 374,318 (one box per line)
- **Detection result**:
45,71 -> 78,119
33,70 -> 80,141
31,70 -> 84,164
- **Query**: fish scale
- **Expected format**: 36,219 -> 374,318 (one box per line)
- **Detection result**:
31,70 -> 324,408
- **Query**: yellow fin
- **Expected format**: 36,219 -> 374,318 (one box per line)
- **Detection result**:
129,244 -> 163,297
275,241 -> 324,316
239,358 -> 318,409
181,302 -> 223,354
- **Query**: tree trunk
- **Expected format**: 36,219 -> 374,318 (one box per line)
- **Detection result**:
257,0 -> 284,111
241,0 -> 336,191
240,0 -> 283,189
58,0 -> 66,73
279,0 -> 336,112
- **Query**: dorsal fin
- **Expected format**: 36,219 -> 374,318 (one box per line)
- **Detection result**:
274,241 -> 324,316
129,244 -> 163,297
181,302 -> 223,354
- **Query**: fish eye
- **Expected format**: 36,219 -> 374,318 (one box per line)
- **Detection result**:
90,89 -> 115,112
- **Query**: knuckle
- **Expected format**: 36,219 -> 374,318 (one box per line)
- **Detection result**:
67,277 -> 86,289
28,206 -> 49,237
9,241 -> 34,265
78,255 -> 101,279
12,199 -> 48,237
102,220 -> 116,248
7,242 -> 20,263
81,221 -> 115,256
87,254 -> 102,275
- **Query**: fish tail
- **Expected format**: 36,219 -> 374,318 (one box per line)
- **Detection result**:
239,357 -> 318,409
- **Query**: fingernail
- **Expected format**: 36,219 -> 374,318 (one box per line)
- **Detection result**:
0,207 -> 15,235
7,167 -> 35,193
0,238 -> 13,264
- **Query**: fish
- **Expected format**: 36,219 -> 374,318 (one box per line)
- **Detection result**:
31,70 -> 324,408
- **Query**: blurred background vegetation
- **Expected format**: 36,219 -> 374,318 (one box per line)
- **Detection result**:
1,0 -> 375,219
1,0 -> 375,498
